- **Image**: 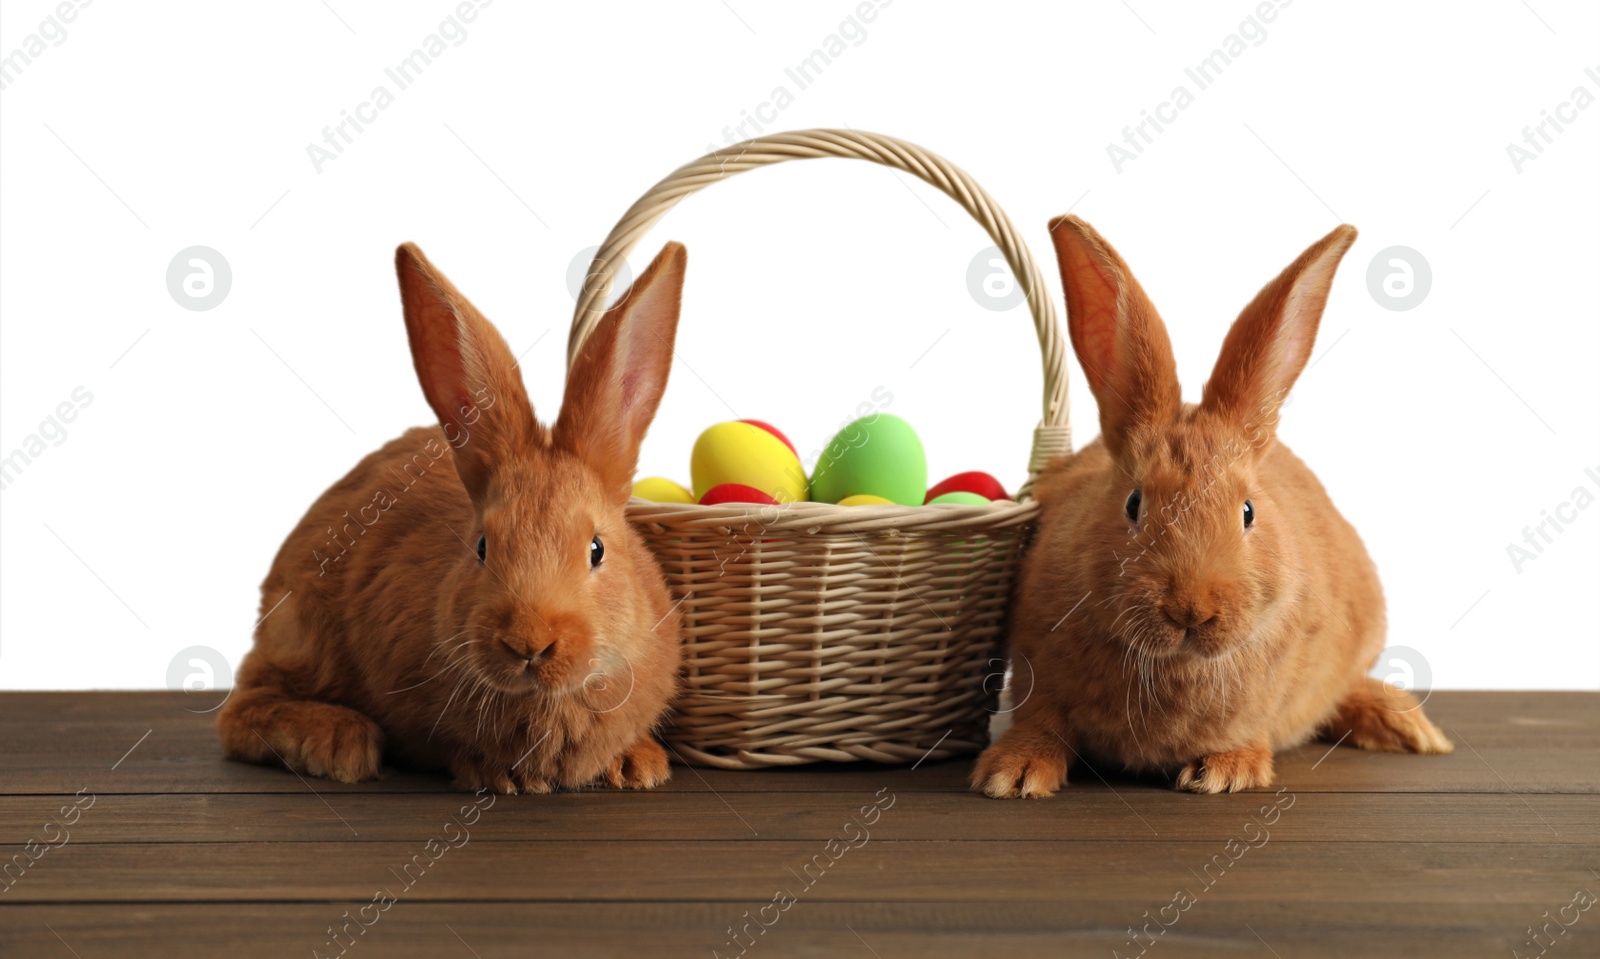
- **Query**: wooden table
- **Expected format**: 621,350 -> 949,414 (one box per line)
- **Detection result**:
1,691 -> 1595,957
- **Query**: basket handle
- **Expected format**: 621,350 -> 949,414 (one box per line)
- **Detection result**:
567,128 -> 1071,499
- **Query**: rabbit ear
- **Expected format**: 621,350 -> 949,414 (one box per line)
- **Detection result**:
554,242 -> 687,499
1048,215 -> 1181,458
1201,224 -> 1357,444
395,243 -> 541,501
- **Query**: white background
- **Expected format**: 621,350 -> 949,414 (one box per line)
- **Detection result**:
1,1 -> 1595,691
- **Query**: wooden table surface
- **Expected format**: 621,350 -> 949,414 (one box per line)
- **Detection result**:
0,691 -> 1595,957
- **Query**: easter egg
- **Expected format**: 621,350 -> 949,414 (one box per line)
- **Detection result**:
698,483 -> 779,506
691,421 -> 809,503
927,491 -> 990,506
632,476 -> 694,504
810,414 -> 927,506
737,419 -> 798,457
925,471 -> 1008,503
837,494 -> 895,506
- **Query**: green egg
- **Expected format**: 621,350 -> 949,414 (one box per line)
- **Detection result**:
927,491 -> 990,506
811,414 -> 927,506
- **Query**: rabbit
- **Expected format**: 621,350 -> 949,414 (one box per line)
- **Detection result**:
218,241 -> 688,793
973,216 -> 1452,798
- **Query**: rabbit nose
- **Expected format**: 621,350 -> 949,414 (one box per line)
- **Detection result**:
1161,600 -> 1216,630
500,635 -> 554,665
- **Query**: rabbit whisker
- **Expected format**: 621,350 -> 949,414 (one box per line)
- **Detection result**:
387,635 -> 481,695
428,670 -> 475,743
422,627 -> 488,665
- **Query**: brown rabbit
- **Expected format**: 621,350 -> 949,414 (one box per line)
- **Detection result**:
973,216 -> 1451,798
218,242 -> 688,793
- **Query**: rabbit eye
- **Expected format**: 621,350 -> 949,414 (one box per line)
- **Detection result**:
590,535 -> 604,568
476,535 -> 486,563
1125,489 -> 1142,523
1243,500 -> 1255,528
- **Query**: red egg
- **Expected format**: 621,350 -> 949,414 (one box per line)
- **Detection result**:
925,471 -> 1008,504
737,419 -> 798,457
698,483 -> 780,506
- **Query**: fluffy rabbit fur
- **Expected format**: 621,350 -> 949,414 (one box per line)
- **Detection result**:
218,242 -> 688,793
974,217 -> 1451,798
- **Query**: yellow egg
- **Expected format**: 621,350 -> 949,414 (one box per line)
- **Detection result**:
837,494 -> 895,506
632,476 -> 694,503
691,422 -> 809,504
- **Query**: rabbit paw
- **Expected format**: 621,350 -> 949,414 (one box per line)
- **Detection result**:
229,700 -> 384,784
971,726 -> 1069,799
300,707 -> 384,783
449,753 -> 553,795
601,737 -> 672,789
1176,741 -> 1274,794
1330,678 -> 1454,755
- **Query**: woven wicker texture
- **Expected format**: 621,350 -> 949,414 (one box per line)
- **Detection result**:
569,129 -> 1070,767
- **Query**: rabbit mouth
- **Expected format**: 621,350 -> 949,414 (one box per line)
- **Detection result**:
1139,596 -> 1238,659
1130,615 -> 1234,661
1177,626 -> 1233,660
477,644 -> 560,694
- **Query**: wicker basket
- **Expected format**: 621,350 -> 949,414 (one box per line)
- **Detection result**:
568,129 -> 1070,768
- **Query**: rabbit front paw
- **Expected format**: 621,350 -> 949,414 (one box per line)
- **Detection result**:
601,736 -> 671,789
449,752 -> 553,795
1175,741 -> 1274,794
971,723 -> 1070,799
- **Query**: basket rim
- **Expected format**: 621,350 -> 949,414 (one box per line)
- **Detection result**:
626,494 -> 1039,533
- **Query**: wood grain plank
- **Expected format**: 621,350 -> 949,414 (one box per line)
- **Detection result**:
5,901 -> 1590,959
3,838 -> 1595,904
0,792 -> 1591,844
5,742 -> 1595,795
